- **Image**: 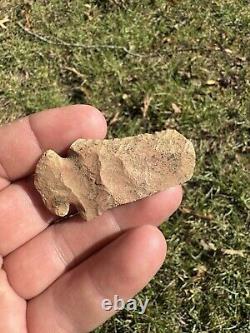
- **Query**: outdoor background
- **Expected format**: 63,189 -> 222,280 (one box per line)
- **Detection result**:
0,1 -> 249,332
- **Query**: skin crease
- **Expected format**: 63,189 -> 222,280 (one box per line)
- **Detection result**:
0,105 -> 183,333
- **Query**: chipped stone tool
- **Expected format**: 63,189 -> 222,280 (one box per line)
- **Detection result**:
34,129 -> 195,221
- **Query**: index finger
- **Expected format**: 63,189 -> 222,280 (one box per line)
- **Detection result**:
0,104 -> 107,189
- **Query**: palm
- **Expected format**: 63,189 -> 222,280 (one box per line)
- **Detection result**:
0,105 -> 182,333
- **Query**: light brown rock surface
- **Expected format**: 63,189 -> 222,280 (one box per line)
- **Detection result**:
34,130 -> 195,221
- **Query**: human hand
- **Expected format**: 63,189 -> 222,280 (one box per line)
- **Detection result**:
0,105 -> 182,333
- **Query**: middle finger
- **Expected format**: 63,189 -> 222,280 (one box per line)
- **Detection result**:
4,186 -> 182,299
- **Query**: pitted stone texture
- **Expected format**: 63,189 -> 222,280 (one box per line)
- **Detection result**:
34,130 -> 195,221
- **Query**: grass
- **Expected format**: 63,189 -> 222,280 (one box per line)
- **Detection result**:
0,0 -> 249,332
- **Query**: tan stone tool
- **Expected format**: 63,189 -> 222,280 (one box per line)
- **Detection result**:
34,129 -> 195,221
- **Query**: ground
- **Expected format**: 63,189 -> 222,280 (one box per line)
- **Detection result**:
0,1 -> 249,332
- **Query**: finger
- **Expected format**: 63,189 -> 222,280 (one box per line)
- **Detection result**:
0,105 -> 107,255
27,225 -> 167,333
5,186 -> 181,299
0,104 -> 107,188
0,267 -> 26,333
0,178 -> 54,256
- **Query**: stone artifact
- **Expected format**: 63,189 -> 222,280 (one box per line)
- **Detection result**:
34,130 -> 195,221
